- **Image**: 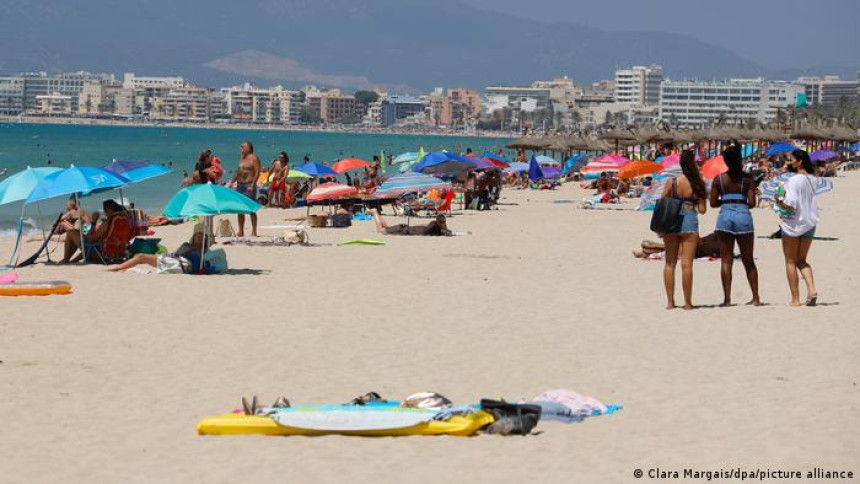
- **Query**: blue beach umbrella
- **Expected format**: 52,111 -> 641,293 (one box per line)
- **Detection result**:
26,166 -> 130,204
0,166 -> 63,266
503,162 -> 529,174
848,142 -> 860,151
0,166 -> 63,206
392,152 -> 421,164
528,155 -> 544,182
102,160 -> 172,183
295,161 -> 337,178
374,173 -> 451,198
162,183 -> 262,219
413,152 -> 476,176
563,154 -> 586,174
765,143 -> 795,157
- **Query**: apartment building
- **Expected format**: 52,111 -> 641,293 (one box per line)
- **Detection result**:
797,76 -> 859,105
614,65 -> 663,105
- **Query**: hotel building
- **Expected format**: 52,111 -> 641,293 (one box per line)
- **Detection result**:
659,78 -> 802,126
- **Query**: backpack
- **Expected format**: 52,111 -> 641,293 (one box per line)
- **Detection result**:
650,178 -> 683,236
330,213 -> 352,228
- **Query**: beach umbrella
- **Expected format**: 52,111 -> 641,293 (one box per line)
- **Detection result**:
0,166 -> 63,266
528,155 -> 544,182
162,184 -> 261,274
618,161 -> 664,180
413,152 -> 476,176
102,160 -> 171,183
766,143 -> 795,157
701,156 -> 728,179
331,158 -> 371,173
481,152 -> 512,166
580,159 -> 621,174
592,154 -> 628,167
541,166 -> 562,179
534,155 -> 559,166
503,162 -> 529,174
0,166 -> 63,206
759,174 -> 833,200
849,142 -> 860,151
162,183 -> 262,218
374,173 -> 451,198
295,161 -> 337,177
26,165 -> 130,204
609,154 -> 631,165
464,156 -> 497,170
392,152 -> 421,164
306,182 -> 358,202
285,169 -> 311,180
658,153 -> 681,168
809,150 -> 838,162
563,154 -> 587,174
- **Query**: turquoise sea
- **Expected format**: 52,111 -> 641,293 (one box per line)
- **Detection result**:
0,123 -> 512,233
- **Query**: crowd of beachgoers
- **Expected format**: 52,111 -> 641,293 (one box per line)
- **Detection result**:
4,128 -> 859,310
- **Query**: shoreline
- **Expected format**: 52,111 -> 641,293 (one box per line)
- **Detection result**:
0,115 -> 515,139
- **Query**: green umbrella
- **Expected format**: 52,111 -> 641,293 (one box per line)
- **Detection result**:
285,169 -> 311,181
162,184 -> 261,219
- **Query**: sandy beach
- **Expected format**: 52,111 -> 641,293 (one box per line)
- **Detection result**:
1,176 -> 857,483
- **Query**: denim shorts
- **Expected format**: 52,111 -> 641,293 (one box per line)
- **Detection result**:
800,227 -> 816,239
678,205 -> 699,234
715,205 -> 754,235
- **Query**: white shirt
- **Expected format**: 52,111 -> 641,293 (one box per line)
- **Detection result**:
780,174 -> 819,237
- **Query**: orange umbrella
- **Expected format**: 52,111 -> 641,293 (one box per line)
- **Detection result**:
618,160 -> 664,179
331,158 -> 371,173
701,156 -> 728,179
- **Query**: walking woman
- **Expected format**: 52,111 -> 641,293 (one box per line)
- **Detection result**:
710,144 -> 761,306
662,150 -> 708,310
775,149 -> 820,306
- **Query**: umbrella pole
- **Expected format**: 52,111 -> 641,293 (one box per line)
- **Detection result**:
7,204 -> 26,267
35,202 -> 52,263
75,192 -> 86,263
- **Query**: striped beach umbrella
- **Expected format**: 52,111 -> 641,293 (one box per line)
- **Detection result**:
759,174 -> 833,200
307,182 -> 358,202
374,173 -> 451,198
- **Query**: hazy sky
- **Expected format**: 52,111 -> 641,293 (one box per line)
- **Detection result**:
462,0 -> 859,70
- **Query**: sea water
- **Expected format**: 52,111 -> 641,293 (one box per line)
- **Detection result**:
0,123 -> 512,234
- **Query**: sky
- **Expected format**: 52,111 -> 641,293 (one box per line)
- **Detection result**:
462,0 -> 859,71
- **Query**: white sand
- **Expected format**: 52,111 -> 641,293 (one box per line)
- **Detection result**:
1,175 -> 857,483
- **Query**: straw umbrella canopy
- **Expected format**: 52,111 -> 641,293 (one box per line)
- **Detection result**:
506,137 -> 547,150
761,128 -> 790,143
546,137 -> 573,153
599,127 -> 639,142
791,125 -> 829,141
831,125 -> 858,142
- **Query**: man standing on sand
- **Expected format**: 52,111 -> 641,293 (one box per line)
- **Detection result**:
230,141 -> 261,237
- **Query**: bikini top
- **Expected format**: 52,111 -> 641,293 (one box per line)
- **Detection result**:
670,178 -> 698,203
718,175 -> 748,204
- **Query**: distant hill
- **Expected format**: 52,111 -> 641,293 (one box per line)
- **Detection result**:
0,0 -> 853,91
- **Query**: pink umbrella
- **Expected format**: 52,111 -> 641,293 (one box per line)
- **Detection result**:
307,182 -> 358,202
580,160 -> 621,173
659,154 -> 680,168
593,155 -> 628,167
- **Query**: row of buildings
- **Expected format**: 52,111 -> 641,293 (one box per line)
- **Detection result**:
1,68 -> 858,128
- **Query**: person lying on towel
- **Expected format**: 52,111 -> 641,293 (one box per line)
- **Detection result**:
372,210 -> 451,236
108,226 -> 212,274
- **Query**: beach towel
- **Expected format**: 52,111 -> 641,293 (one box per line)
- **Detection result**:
532,389 -> 611,418
339,239 -> 386,246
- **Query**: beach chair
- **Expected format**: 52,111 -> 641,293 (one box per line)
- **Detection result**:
84,215 -> 134,264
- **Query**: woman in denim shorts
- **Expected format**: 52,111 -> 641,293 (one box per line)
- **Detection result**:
661,150 -> 708,310
710,144 -> 760,307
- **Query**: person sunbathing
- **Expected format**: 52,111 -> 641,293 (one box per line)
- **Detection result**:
633,232 -> 722,259
371,210 -> 451,236
109,228 -> 210,274
62,199 -> 131,263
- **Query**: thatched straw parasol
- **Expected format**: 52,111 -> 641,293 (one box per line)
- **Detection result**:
506,137 -> 547,150
599,127 -> 639,142
830,125 -> 858,142
791,125 -> 829,141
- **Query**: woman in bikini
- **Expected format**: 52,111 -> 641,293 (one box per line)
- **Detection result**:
710,143 -> 761,306
661,150 -> 708,310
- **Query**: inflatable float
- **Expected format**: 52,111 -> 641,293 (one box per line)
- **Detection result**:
0,281 -> 72,296
197,404 -> 494,437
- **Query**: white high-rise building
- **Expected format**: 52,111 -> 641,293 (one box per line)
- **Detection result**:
614,65 -> 663,105
659,78 -> 802,126
797,76 -> 858,105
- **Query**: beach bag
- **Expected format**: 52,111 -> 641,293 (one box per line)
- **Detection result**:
282,229 -> 309,245
650,178 -> 682,235
202,249 -> 228,274
306,215 -> 327,228
128,238 -> 161,255
156,254 -> 186,274
330,213 -> 352,228
217,219 -> 236,237
480,399 -> 542,435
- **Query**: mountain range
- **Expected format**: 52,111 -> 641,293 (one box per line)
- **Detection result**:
0,0 -> 855,92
